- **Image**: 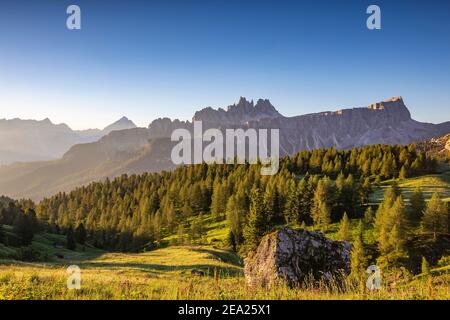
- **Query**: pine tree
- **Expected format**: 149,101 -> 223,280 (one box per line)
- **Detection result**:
311,177 -> 334,226
411,158 -> 422,175
189,184 -> 205,214
0,224 -> 4,244
350,220 -> 367,280
283,180 -> 299,224
409,187 -> 426,222
226,194 -> 245,249
359,177 -> 372,205
391,181 -> 401,197
211,180 -> 226,221
374,186 -> 398,241
66,226 -> 76,250
380,155 -> 393,179
243,187 -> 267,249
13,211 -> 35,246
227,230 -> 237,252
75,223 -> 87,245
338,174 -> 358,217
399,165 -> 408,180
152,211 -> 163,242
387,225 -> 402,252
318,202 -> 331,231
177,224 -> 185,245
421,256 -> 430,275
163,203 -> 177,233
376,224 -> 406,270
390,196 -> 407,238
371,158 -> 380,176
189,215 -> 205,244
263,183 -> 281,225
297,178 -> 310,224
337,212 -> 350,241
376,193 -> 408,270
421,193 -> 448,239
363,207 -> 374,225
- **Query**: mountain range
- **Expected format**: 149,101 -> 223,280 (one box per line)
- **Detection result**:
0,116 -> 137,165
0,96 -> 449,201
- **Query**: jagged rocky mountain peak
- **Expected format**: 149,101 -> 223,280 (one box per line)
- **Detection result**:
193,97 -> 282,124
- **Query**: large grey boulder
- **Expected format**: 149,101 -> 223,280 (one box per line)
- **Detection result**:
244,228 -> 351,287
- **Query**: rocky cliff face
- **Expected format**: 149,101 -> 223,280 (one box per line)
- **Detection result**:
148,118 -> 191,138
244,228 -> 351,288
254,96 -> 445,155
193,97 -> 282,127
146,96 -> 450,155
147,97 -> 281,136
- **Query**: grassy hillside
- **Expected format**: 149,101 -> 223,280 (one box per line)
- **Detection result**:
1,171 -> 449,300
370,172 -> 450,204
0,225 -> 104,261
1,241 -> 448,300
0,238 -> 247,300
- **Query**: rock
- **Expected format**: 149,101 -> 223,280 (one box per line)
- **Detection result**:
244,227 -> 351,288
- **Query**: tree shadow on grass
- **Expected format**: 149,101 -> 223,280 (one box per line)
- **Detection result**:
77,261 -> 243,278
188,247 -> 243,267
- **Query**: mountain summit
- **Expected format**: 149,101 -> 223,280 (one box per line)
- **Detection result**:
103,116 -> 137,133
193,97 -> 282,126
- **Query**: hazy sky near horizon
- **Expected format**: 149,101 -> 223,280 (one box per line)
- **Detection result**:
1,0 -> 450,130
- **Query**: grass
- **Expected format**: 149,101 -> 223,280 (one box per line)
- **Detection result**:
0,244 -> 448,300
161,215 -> 229,244
0,171 -> 449,300
370,172 -> 450,204
0,225 -> 104,261
0,245 -> 244,300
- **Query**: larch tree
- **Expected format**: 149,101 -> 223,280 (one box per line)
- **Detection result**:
337,212 -> 350,241
350,220 -> 367,281
243,187 -> 267,250
66,226 -> 76,250
410,187 -> 426,222
421,256 -> 430,275
225,194 -> 245,250
421,193 -> 448,239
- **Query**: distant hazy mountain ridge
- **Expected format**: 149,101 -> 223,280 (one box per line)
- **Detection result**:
0,116 -> 137,164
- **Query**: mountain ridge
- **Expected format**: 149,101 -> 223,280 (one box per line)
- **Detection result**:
0,116 -> 137,165
0,96 -> 449,201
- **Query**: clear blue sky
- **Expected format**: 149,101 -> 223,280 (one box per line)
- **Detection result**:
1,0 -> 449,129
